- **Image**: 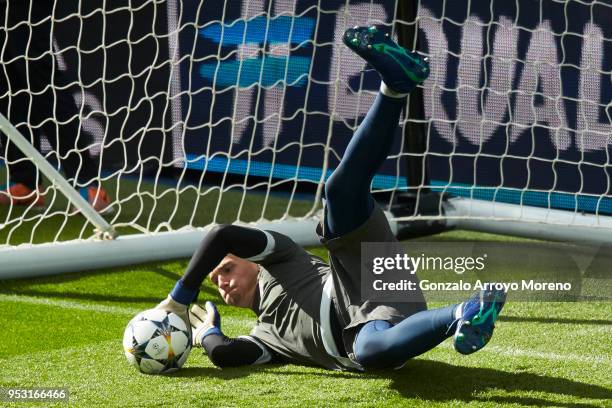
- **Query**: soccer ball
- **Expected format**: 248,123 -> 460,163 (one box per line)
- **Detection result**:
123,309 -> 192,374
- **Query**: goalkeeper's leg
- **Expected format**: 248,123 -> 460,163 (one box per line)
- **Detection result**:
324,26 -> 429,237
353,289 -> 507,369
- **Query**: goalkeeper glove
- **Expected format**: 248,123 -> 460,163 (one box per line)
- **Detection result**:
189,301 -> 222,347
154,295 -> 191,333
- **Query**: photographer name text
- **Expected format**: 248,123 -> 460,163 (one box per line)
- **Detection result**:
372,279 -> 572,292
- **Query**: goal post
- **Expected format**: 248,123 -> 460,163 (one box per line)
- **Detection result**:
0,0 -> 610,279
0,113 -> 115,238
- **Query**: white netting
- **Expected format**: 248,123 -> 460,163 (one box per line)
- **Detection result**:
0,0 -> 404,247
0,0 -> 610,250
415,0 -> 612,226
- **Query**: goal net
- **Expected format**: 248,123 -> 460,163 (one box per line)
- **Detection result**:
0,0 -> 610,277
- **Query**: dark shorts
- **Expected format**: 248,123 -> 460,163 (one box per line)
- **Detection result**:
316,203 -> 427,356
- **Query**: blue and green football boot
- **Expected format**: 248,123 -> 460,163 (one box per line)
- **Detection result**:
343,25 -> 430,93
453,288 -> 506,355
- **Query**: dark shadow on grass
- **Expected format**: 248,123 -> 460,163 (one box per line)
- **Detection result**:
150,266 -> 183,281
169,366 -> 261,380
499,315 -> 612,326
171,360 -> 611,407
0,268 -> 122,288
0,261 -> 187,287
0,261 -> 223,300
388,360 -> 611,407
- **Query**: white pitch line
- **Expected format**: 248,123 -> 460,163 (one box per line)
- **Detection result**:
439,341 -> 610,365
0,293 -> 255,326
482,344 -> 610,365
574,326 -> 612,336
1,293 -> 609,365
509,346 -> 606,364
0,293 -> 142,315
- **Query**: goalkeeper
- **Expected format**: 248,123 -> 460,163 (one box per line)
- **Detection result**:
156,26 -> 506,371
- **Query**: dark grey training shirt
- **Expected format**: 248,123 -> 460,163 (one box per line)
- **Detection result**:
249,232 -> 344,370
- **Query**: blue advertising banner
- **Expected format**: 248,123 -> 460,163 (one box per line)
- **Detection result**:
174,0 -> 402,189
173,0 -> 611,213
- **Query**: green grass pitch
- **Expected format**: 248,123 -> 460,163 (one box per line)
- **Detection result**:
0,180 -> 611,406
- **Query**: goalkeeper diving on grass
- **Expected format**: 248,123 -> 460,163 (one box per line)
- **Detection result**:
154,26 -> 507,371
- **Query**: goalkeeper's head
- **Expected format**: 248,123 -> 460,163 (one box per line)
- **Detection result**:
209,254 -> 259,308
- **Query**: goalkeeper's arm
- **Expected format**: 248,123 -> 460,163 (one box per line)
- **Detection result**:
170,224 -> 299,305
201,334 -> 274,368
190,301 -> 274,368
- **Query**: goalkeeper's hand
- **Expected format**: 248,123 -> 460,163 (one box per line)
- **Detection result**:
189,301 -> 222,347
154,295 -> 191,333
